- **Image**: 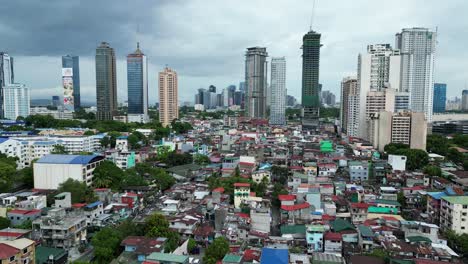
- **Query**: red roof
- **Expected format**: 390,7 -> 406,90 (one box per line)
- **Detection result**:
402,186 -> 424,191
212,187 -> 225,193
72,203 -> 87,208
322,214 -> 336,221
278,194 -> 296,201
0,243 -> 20,258
236,213 -> 250,219
244,249 -> 261,262
324,232 -> 342,241
8,209 -> 41,215
250,192 -> 256,197
350,203 -> 370,209
239,161 -> 255,166
281,202 -> 310,211
234,183 -> 250,187
382,216 -> 399,221
0,231 -> 27,238
94,188 -> 110,191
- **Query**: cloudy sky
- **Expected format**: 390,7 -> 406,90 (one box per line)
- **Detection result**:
2,0 -> 467,105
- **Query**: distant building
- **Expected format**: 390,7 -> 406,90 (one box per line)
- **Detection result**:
52,96 -> 60,107
270,57 -> 286,125
433,83 -> 446,113
462,90 -> 468,111
287,95 -> 297,107
33,154 -> 105,190
95,42 -> 118,120
127,43 -> 149,123
245,47 -> 268,118
321,90 -> 336,106
0,52 -> 14,119
340,77 -> 359,136
302,30 -> 322,130
370,111 -> 427,151
3,83 -> 30,120
158,67 -> 178,126
394,92 -> 410,112
396,27 -> 436,122
62,55 -> 81,110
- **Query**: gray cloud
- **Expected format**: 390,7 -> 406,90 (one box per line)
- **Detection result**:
2,0 -> 468,104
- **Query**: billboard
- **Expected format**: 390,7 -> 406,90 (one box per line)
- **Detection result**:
62,67 -> 74,111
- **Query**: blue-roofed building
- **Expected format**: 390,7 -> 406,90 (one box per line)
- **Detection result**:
84,201 -> 104,225
260,247 -> 289,264
33,154 -> 105,190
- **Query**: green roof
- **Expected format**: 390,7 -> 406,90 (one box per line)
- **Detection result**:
293,172 -> 308,179
375,199 -> 401,206
441,196 -> 468,205
281,224 -> 306,235
407,236 -> 432,243
320,141 -> 333,152
147,253 -> 189,263
331,218 -> 355,232
222,254 -> 242,263
368,206 -> 397,214
36,246 -> 67,264
389,259 -> 414,264
358,225 -> 374,237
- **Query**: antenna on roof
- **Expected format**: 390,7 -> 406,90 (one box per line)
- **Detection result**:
309,0 -> 316,31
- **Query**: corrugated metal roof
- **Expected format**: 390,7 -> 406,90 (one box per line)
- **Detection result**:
36,154 -> 102,164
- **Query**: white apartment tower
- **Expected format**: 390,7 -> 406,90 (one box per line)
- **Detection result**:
340,77 -> 359,136
269,57 -> 286,125
396,28 -> 436,122
357,44 -> 401,140
3,83 -> 30,120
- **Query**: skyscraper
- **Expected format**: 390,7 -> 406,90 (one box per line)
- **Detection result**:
95,42 -> 117,121
462,90 -> 468,111
0,52 -> 14,118
357,44 -> 401,139
62,55 -> 81,110
270,57 -> 286,125
127,43 -> 149,123
52,96 -> 60,107
3,83 -> 29,120
340,77 -> 358,135
396,28 -> 436,122
301,31 -> 321,130
245,47 -> 268,119
158,67 -> 178,126
433,83 -> 447,113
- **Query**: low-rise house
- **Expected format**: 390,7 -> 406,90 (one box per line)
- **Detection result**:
120,236 -> 167,262
7,209 -> 41,226
374,199 -> 401,212
357,225 -> 374,252
349,161 -> 370,182
251,170 -> 271,183
233,183 -> 250,209
260,247 -> 289,264
401,221 -> 439,243
306,225 -> 325,253
162,199 -> 180,214
53,192 -> 71,209
0,238 -> 35,264
84,201 -> 104,225
32,208 -> 87,249
318,163 -> 337,177
350,203 -> 369,224
324,232 -> 342,255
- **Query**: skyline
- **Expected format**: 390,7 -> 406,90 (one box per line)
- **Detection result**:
2,0 -> 468,104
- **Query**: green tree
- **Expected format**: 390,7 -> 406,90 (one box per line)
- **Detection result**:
51,145 -> 68,154
92,228 -> 123,263
0,161 -> 16,192
122,169 -> 148,186
171,120 -> 193,134
203,237 -> 229,264
365,248 -> 389,262
14,220 -> 32,229
83,130 -> 95,136
93,161 -> 125,190
145,213 -> 170,237
424,165 -> 442,177
452,134 -> 468,148
127,134 -> 140,149
397,191 -> 407,208
426,134 -> 449,155
384,144 -> 429,170
18,166 -> 34,188
384,143 -> 409,154
0,217 -> 10,229
271,166 -> 289,184
116,219 -> 145,238
57,179 -> 97,204
464,160 -> 468,171
194,154 -> 211,165
187,238 -> 197,253
447,148 -> 464,164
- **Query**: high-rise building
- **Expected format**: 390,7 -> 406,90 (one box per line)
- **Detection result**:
396,28 -> 436,122
395,92 -> 410,112
95,42 -> 117,121
127,43 -> 149,123
366,89 -> 396,140
227,85 -> 236,106
62,55 -> 81,110
340,77 -> 358,135
0,52 -> 14,119
208,85 -> 216,93
3,83 -> 29,120
433,83 -> 447,113
239,82 -> 246,93
321,90 -> 336,106
234,91 -> 244,106
158,67 -> 178,126
52,96 -> 60,107
287,95 -> 298,107
301,31 -> 322,130
357,44 -> 401,139
462,90 -> 468,111
370,111 -> 427,151
270,57 -> 286,125
245,47 -> 268,119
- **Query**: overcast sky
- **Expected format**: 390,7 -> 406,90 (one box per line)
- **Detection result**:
2,0 -> 467,105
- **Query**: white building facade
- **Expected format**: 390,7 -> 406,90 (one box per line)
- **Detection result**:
270,57 -> 286,125
3,83 -> 30,120
396,28 -> 436,122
